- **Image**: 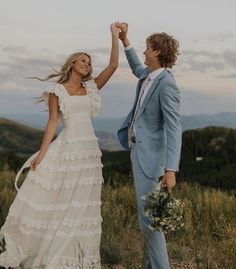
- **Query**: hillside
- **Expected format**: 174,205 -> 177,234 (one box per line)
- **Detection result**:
102,127 -> 236,189
0,117 -> 121,154
179,126 -> 236,188
0,117 -> 44,155
1,118 -> 236,189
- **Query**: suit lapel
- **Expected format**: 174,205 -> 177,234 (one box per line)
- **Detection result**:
130,69 -> 149,122
136,69 -> 166,120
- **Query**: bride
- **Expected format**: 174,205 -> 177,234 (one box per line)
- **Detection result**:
0,23 -> 119,269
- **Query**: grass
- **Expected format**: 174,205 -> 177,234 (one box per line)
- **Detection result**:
101,182 -> 236,269
0,168 -> 236,268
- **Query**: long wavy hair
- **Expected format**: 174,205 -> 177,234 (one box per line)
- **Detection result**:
33,52 -> 93,83
146,33 -> 180,68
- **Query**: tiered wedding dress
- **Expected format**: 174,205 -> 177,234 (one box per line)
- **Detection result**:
0,80 -> 103,269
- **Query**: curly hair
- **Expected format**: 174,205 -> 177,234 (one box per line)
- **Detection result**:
146,33 -> 180,68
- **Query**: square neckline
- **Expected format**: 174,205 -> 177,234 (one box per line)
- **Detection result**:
59,83 -> 88,97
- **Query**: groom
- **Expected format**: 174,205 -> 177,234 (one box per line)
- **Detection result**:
117,23 -> 182,269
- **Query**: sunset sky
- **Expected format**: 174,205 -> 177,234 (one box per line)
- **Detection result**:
0,0 -> 235,118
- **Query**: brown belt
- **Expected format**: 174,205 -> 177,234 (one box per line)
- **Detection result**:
131,136 -> 136,143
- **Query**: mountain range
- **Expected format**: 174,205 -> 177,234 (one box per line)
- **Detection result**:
2,112 -> 236,132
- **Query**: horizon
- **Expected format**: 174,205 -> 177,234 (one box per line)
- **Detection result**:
2,110 -> 236,119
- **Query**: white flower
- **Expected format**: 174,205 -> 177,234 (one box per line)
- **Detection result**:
141,189 -> 185,233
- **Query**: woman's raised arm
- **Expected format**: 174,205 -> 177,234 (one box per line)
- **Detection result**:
95,23 -> 120,90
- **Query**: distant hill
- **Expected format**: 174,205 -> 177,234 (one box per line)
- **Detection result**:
0,118 -> 44,155
96,131 -> 122,151
181,112 -> 236,131
2,112 -> 236,132
1,112 -> 236,153
94,112 -> 236,132
102,126 -> 236,189
0,117 -> 121,154
0,118 -> 236,189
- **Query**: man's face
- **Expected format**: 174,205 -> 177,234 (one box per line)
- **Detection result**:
143,42 -> 159,67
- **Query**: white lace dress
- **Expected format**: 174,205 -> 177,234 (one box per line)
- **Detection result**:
0,80 -> 103,269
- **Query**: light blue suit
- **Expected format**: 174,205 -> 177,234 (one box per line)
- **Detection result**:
117,48 -> 182,269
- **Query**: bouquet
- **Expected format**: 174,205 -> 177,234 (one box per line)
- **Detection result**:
141,188 -> 184,233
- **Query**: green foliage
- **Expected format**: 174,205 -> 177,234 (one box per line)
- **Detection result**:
0,124 -> 236,267
142,189 -> 184,233
101,150 -> 132,187
179,126 -> 236,189
101,242 -> 122,265
0,151 -> 28,174
0,117 -> 43,154
0,169 -> 235,268
101,184 -> 143,268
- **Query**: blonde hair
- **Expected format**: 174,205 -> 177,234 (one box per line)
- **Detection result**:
33,52 -> 93,83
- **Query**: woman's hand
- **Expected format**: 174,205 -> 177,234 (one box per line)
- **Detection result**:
110,22 -> 120,39
30,154 -> 43,171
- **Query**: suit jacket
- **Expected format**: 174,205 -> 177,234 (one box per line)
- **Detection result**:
117,47 -> 182,179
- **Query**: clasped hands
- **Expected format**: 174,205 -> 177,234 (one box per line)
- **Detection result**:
110,22 -> 128,40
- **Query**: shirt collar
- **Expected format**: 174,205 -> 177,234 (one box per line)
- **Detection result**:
149,68 -> 165,81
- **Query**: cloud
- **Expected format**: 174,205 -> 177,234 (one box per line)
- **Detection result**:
205,33 -> 235,42
218,73 -> 236,79
2,45 -> 28,54
223,50 -> 236,69
179,49 -> 236,73
179,50 -> 225,72
190,33 -> 236,44
183,50 -> 218,58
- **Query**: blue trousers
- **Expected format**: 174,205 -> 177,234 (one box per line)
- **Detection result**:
130,144 -> 170,269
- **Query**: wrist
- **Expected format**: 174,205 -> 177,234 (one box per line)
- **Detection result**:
112,33 -> 119,39
122,39 -> 130,47
165,170 -> 176,175
38,152 -> 45,159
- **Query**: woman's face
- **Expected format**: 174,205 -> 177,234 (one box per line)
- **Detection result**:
72,55 -> 91,77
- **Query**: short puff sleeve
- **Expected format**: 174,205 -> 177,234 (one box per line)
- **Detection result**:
84,79 -> 101,117
38,84 -> 68,121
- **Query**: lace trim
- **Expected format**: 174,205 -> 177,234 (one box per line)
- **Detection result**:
0,231 -> 27,268
0,232 -> 100,269
38,81 -> 101,121
19,225 -> 101,239
29,173 -> 104,190
47,150 -> 102,161
58,255 -> 100,267
30,255 -> 100,269
61,136 -> 98,143
85,80 -> 101,117
39,162 -> 103,172
17,193 -> 101,211
39,84 -> 69,121
7,215 -> 102,230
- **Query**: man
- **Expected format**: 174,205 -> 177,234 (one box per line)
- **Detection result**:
117,23 -> 182,269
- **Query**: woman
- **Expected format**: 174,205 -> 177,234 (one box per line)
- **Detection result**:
0,23 -> 119,269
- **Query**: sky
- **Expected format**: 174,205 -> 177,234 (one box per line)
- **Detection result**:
0,0 -> 235,119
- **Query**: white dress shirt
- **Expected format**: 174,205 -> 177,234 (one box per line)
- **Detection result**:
130,63 -> 165,131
